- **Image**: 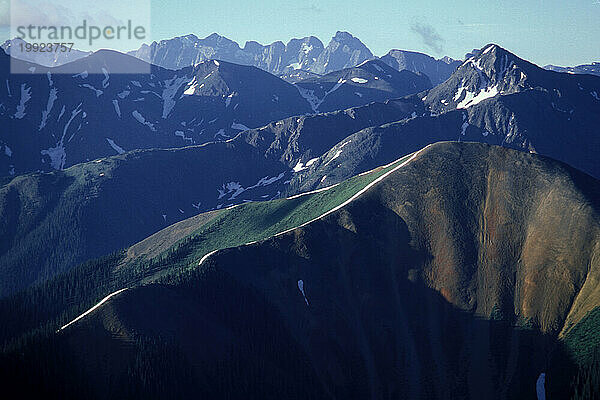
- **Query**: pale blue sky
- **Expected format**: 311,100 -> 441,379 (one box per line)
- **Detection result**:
2,0 -> 599,66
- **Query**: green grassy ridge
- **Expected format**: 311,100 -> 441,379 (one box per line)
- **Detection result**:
564,305 -> 600,365
0,153 -> 412,346
560,306 -> 600,398
127,153 -> 413,282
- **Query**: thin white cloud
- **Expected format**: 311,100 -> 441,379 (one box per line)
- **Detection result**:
411,22 -> 444,54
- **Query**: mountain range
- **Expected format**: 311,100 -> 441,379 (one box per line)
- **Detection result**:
290,43 -> 600,192
1,142 -> 599,399
544,62 -> 600,77
1,35 -> 600,399
294,59 -> 432,113
127,31 -> 370,76
2,43 -> 599,295
128,31 -> 461,83
0,44 -> 440,178
0,96 -> 420,295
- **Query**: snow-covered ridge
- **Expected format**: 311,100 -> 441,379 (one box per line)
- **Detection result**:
325,140 -> 351,166
452,52 -> 515,109
293,157 -> 319,173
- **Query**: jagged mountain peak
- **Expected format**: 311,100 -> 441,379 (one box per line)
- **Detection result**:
461,44 -> 539,83
126,31 -> 459,82
332,30 -> 358,41
328,30 -> 372,53
463,44 -> 522,74
424,44 -> 542,112
309,31 -> 373,75
202,32 -> 239,46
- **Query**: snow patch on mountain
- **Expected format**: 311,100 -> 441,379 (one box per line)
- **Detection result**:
41,103 -> 83,170
231,122 -> 250,131
325,140 -> 352,166
297,280 -> 309,305
247,173 -> 285,190
457,85 -> 499,109
101,68 -> 110,88
225,92 -> 235,107
536,373 -> 546,400
218,182 -> 244,200
306,157 -> 319,167
72,71 -> 88,79
183,76 -> 197,95
461,120 -> 469,136
214,129 -> 229,139
296,77 -> 348,112
328,78 -> 347,95
217,173 -> 285,200
162,75 -> 188,118
106,138 -> 125,154
39,87 -> 58,130
80,84 -> 103,97
293,157 -> 320,173
41,143 -> 66,170
296,86 -> 320,112
482,44 -> 495,55
175,130 -> 193,143
132,110 -> 156,131
112,99 -> 121,117
14,84 -> 31,119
